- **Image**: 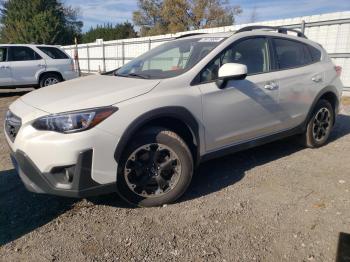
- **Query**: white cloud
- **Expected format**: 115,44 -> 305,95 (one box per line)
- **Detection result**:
66,0 -> 137,29
65,0 -> 350,30
235,0 -> 350,23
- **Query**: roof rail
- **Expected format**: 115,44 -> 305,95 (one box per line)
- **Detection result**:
175,33 -> 207,39
235,26 -> 307,38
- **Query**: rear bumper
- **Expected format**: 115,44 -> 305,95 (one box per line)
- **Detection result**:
11,149 -> 116,198
62,71 -> 79,81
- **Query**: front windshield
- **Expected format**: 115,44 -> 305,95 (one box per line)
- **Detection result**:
116,37 -> 226,79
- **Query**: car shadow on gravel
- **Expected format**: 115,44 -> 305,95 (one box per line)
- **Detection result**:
182,137 -> 304,202
182,113 -> 350,203
0,169 -> 77,246
0,91 -> 31,98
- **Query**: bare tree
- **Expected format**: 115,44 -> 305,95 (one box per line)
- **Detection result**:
249,6 -> 258,23
133,0 -> 242,36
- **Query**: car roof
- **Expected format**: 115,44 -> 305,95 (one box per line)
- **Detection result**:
178,29 -> 319,48
0,44 -> 62,48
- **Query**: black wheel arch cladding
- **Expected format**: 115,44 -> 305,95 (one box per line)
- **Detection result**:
306,85 -> 340,128
114,106 -> 200,165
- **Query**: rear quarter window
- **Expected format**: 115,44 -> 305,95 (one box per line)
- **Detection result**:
37,47 -> 69,59
307,45 -> 322,62
273,38 -> 313,70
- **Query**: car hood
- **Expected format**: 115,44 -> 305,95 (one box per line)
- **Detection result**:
20,75 -> 160,113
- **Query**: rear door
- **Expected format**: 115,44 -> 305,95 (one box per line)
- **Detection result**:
36,46 -> 74,78
9,46 -> 45,86
271,38 -> 322,130
0,47 -> 13,87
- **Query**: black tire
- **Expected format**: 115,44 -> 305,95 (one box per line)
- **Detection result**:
116,127 -> 193,207
39,73 -> 62,88
300,99 -> 334,148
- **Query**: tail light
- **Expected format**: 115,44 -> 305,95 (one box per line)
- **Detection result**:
70,59 -> 75,72
335,66 -> 342,77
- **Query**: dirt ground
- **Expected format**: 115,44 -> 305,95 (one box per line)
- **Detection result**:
0,91 -> 349,262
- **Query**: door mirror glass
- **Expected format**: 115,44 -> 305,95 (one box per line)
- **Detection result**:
218,63 -> 247,80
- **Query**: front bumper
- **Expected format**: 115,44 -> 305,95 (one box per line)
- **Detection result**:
5,98 -> 121,197
10,149 -> 116,198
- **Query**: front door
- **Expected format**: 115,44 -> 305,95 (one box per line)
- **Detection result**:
196,37 -> 284,152
0,47 -> 13,87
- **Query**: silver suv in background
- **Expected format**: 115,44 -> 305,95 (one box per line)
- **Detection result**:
5,26 -> 343,207
0,44 -> 78,88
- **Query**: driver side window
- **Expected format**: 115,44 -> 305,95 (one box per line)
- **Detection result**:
200,38 -> 270,83
142,47 -> 191,72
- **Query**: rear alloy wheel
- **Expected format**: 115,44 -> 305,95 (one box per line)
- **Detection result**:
39,74 -> 61,87
116,128 -> 193,207
301,99 -> 334,148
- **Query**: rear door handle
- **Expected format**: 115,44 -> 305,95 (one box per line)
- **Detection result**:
38,64 -> 46,68
312,74 -> 323,83
264,82 -> 279,90
0,65 -> 10,69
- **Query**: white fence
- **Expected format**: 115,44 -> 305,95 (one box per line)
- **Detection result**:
63,11 -> 350,87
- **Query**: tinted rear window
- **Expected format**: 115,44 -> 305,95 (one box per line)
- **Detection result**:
308,45 -> 322,62
273,38 -> 313,69
37,47 -> 69,59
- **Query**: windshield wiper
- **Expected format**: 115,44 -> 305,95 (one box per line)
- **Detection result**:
116,72 -> 150,79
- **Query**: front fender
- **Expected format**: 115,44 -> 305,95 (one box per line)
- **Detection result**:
114,106 -> 200,164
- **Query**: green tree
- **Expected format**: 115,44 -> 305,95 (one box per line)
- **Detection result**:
0,0 -> 83,45
133,0 -> 242,36
133,0 -> 169,36
81,22 -> 137,43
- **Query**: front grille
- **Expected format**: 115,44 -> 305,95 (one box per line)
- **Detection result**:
5,111 -> 22,142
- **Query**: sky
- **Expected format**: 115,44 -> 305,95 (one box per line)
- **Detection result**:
65,0 -> 350,31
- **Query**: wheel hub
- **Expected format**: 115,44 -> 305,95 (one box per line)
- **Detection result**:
312,107 -> 331,142
44,77 -> 59,86
124,143 -> 181,197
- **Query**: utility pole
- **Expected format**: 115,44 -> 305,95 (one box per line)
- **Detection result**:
74,37 -> 81,77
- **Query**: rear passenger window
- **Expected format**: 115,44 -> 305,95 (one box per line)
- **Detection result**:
273,38 -> 312,69
9,46 -> 41,61
37,47 -> 69,59
308,45 -> 322,62
0,48 -> 7,62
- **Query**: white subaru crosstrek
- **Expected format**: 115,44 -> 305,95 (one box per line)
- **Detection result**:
5,26 -> 343,207
0,44 -> 78,88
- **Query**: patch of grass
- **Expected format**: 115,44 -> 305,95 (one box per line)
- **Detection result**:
342,97 -> 350,106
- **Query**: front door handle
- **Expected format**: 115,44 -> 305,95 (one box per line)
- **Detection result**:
0,65 -> 10,69
264,82 -> 279,90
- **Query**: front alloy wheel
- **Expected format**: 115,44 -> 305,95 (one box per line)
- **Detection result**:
116,128 -> 193,207
125,143 -> 181,197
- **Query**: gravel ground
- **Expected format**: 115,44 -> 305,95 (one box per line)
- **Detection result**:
0,91 -> 350,262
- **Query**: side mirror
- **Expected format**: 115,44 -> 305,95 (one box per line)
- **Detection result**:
216,63 -> 248,89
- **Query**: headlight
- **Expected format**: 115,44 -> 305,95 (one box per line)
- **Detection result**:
32,107 -> 118,133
